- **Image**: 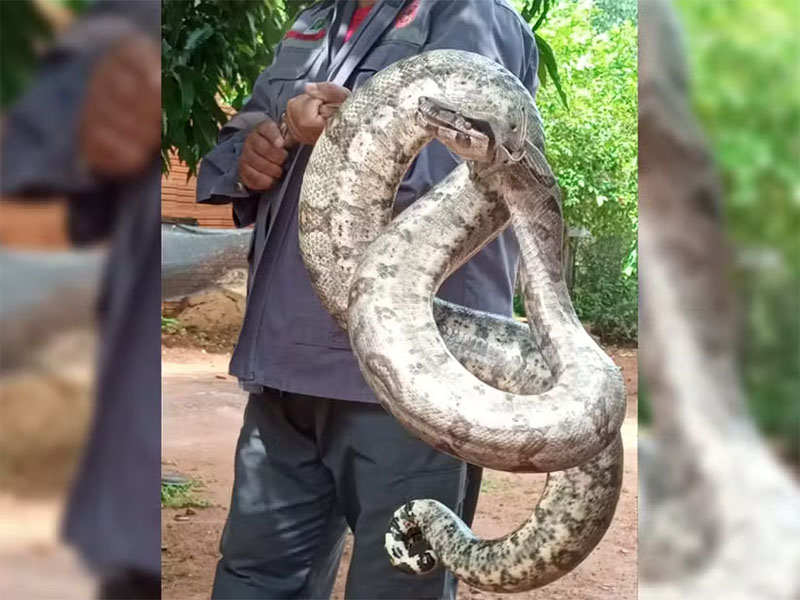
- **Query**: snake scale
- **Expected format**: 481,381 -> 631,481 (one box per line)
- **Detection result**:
298,50 -> 626,592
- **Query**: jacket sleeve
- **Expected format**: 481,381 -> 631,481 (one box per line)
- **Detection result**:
395,0 -> 540,208
0,57 -> 97,199
195,45 -> 288,228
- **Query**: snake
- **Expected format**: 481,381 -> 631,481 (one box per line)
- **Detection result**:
298,49 -> 626,591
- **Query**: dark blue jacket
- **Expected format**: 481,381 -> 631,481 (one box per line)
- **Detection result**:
197,0 -> 540,402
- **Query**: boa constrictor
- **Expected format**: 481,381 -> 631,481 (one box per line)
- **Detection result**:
298,50 -> 625,592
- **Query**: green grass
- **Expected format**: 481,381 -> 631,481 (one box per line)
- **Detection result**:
480,477 -> 511,494
161,479 -> 210,509
161,316 -> 180,333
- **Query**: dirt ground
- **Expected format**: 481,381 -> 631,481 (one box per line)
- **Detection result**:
161,346 -> 638,600
162,287 -> 245,355
0,329 -> 98,599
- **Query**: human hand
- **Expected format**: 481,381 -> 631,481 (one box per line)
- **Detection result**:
78,34 -> 160,178
283,82 -> 351,146
238,119 -> 289,192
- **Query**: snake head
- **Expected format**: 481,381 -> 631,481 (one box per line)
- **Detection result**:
417,96 -> 527,169
385,503 -> 439,576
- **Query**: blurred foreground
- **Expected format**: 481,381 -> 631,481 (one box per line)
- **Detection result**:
0,248 -> 98,598
638,0 -> 800,598
1,0 -> 161,598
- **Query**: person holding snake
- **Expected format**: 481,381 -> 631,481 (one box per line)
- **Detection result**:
196,0 -> 544,598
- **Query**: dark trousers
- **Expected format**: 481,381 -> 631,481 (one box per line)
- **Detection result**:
211,389 -> 479,600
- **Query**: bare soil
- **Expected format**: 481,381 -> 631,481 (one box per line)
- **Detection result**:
0,330 -> 95,497
161,288 -> 245,355
161,346 -> 638,600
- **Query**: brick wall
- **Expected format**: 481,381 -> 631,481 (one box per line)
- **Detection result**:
0,199 -> 70,249
161,153 -> 236,228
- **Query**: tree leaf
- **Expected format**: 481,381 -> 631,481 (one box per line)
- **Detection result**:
532,0 -> 550,32
537,54 -> 548,87
522,0 -> 542,22
180,76 -> 195,118
184,24 -> 213,53
535,33 -> 568,109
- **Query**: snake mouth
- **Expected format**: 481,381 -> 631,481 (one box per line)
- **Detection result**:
417,96 -> 526,166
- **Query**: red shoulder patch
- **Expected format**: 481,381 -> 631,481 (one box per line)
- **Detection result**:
285,28 -> 327,41
285,16 -> 328,41
395,0 -> 421,29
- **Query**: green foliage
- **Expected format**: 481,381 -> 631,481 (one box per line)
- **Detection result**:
514,0 -> 568,108
480,476 -> 511,494
737,267 -> 800,462
161,0 -> 308,175
589,0 -> 637,32
161,479 -> 210,509
534,0 -> 638,343
676,0 -> 800,459
511,1 -> 638,343
534,33 -> 568,109
572,236 -> 638,344
675,0 -> 800,265
513,293 -> 526,319
55,0 -> 92,13
537,1 -> 637,237
161,316 -> 180,333
0,1 -> 53,110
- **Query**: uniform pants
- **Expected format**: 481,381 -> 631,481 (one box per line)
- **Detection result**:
211,388 -> 479,600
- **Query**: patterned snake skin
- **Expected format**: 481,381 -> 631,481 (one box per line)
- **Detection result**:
298,50 -> 626,591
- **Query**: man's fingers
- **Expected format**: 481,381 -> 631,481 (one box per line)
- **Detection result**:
114,35 -> 161,91
93,92 -> 160,149
318,103 -> 341,119
249,133 -> 289,164
286,93 -> 322,120
94,42 -> 161,132
256,119 -> 285,148
285,95 -> 325,145
83,121 -> 150,176
239,163 -> 276,191
240,146 -> 284,180
78,32 -> 160,177
305,82 -> 350,104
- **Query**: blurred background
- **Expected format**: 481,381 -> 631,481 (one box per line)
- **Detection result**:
1,2 -> 100,597
639,0 -> 799,466
638,0 -> 799,597
1,0 -> 161,598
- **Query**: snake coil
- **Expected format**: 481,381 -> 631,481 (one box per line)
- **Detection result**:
299,50 -> 625,592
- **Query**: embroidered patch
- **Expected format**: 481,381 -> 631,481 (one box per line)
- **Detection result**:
395,0 -> 421,28
385,0 -> 426,45
285,16 -> 328,41
308,17 -> 327,33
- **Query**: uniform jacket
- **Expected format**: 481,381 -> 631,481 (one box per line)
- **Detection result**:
197,0 -> 540,402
